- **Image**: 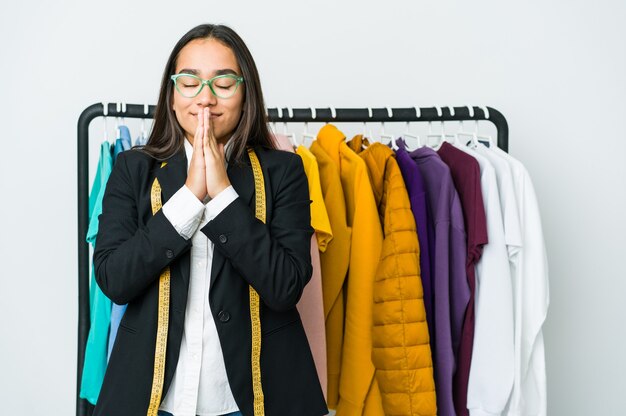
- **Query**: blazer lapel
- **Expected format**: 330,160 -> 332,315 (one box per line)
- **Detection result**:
153,148 -> 187,204
210,157 -> 255,288
153,147 -> 190,288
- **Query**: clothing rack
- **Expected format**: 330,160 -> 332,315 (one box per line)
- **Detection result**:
76,103 -> 509,416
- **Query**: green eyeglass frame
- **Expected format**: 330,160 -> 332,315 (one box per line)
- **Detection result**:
170,73 -> 245,99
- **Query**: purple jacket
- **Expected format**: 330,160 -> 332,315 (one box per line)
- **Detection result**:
409,146 -> 469,416
395,139 -> 434,335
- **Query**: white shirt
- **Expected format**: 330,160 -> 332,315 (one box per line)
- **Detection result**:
453,144 -> 515,416
159,138 -> 240,416
491,146 -> 549,416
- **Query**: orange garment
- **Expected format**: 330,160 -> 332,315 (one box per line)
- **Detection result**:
347,137 -> 437,416
273,134 -> 330,399
309,138 -> 351,409
313,125 -> 384,415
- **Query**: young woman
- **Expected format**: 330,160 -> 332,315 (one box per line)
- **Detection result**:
92,24 -> 327,416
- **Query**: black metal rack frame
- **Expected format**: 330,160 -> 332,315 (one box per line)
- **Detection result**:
76,103 -> 509,416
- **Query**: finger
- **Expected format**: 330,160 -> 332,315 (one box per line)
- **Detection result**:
204,108 -> 216,154
194,111 -> 204,154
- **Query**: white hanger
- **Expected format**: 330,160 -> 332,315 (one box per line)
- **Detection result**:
102,101 -> 110,143
121,102 -> 127,126
271,107 -> 283,137
114,102 -> 122,139
476,106 -> 494,147
364,107 -> 374,141
402,106 -> 421,151
301,107 -> 317,147
327,107 -> 336,126
455,105 -> 479,148
283,107 -> 297,148
379,106 -> 397,150
425,106 -> 454,149
139,103 -> 149,144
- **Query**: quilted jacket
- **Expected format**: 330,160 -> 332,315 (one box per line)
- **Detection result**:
348,136 -> 437,416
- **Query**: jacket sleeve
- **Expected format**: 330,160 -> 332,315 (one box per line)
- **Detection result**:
201,153 -> 314,312
93,152 -> 192,304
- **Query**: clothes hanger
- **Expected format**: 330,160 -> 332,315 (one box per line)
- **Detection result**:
379,106 -> 398,150
476,106 -> 494,148
139,103 -> 149,145
270,107 -> 282,138
426,106 -> 457,150
363,107 -> 374,141
102,101 -> 110,143
301,107 -> 317,147
402,106 -> 421,151
455,105 -> 480,148
283,107 -> 298,149
327,107 -> 337,126
115,102 -> 127,139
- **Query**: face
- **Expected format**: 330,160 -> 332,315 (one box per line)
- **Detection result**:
171,38 -> 245,145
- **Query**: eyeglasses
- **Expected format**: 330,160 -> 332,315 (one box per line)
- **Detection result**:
170,73 -> 244,99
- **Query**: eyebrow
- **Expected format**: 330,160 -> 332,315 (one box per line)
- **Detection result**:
177,68 -> 239,76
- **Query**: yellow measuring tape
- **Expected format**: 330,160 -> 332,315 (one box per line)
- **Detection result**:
247,148 -> 266,416
146,151 -> 266,416
146,161 -> 170,416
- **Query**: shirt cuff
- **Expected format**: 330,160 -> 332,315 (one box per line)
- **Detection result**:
162,185 -> 205,239
205,185 -> 239,222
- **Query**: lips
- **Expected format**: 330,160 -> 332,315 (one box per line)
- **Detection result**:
191,112 -> 221,117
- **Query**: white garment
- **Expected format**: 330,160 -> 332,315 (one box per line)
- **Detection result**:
491,146 -> 549,416
475,144 -> 523,262
453,144 -> 515,416
159,138 -> 240,416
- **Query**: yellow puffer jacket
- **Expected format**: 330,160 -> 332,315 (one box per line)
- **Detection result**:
348,136 -> 437,416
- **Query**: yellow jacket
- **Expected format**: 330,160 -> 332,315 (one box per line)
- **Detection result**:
314,125 -> 384,415
309,137 -> 351,409
348,137 -> 437,415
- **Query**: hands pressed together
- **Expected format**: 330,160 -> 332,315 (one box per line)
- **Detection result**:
185,107 -> 232,201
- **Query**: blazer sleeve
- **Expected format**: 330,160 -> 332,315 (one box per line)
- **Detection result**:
201,153 -> 314,312
93,152 -> 191,304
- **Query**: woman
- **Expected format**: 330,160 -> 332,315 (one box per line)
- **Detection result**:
92,24 -> 327,416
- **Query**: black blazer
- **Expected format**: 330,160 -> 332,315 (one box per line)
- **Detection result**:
92,144 -> 328,416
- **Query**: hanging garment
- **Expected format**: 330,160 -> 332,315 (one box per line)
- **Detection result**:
409,146 -> 469,416
395,139 -> 435,337
310,138 -> 351,409
108,125 -> 133,359
474,144 -> 522,262
80,140 -> 114,404
273,134 -> 331,400
453,147 -> 514,416
347,136 -> 437,416
489,146 -> 549,416
313,125 -> 385,415
296,144 -> 333,401
437,141 -> 489,416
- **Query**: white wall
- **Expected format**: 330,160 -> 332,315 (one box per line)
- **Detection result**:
1,0 -> 624,414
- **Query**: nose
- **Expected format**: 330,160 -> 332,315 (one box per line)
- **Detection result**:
196,83 -> 217,107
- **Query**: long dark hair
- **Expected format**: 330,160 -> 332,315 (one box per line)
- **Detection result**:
140,24 -> 275,163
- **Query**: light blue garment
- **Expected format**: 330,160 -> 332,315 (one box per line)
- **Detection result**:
107,303 -> 127,359
107,125 -> 132,359
135,132 -> 148,146
113,125 -> 132,161
80,141 -> 114,404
